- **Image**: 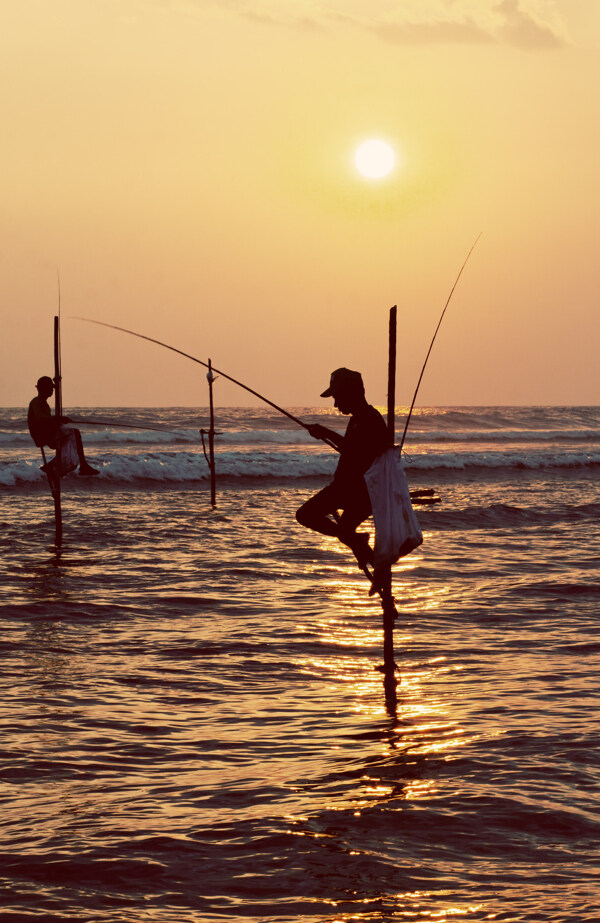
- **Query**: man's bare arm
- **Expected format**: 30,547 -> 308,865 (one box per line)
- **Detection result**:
307,424 -> 344,450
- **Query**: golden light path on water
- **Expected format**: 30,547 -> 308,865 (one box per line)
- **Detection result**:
324,900 -> 486,922
4,451 -> 598,922
282,533 -> 491,921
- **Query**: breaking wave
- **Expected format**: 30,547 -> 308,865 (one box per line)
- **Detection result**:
3,445 -> 600,489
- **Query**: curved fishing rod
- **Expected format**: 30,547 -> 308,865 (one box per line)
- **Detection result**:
74,317 -> 306,425
399,234 -> 482,451
73,317 -> 340,451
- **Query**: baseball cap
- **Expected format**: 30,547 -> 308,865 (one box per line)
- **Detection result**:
320,368 -> 364,398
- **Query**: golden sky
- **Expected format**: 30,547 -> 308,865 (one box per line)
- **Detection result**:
2,0 -> 599,407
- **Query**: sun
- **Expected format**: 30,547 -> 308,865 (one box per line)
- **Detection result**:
354,139 -> 396,179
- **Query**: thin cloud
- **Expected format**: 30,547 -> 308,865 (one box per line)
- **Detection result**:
497,0 -> 564,48
368,18 -> 496,47
343,0 -> 566,48
187,0 -> 570,47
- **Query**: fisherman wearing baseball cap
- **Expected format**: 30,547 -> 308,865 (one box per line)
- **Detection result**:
296,367 -> 390,567
28,376 -> 99,476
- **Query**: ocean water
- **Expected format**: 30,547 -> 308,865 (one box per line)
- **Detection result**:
1,405 -> 599,922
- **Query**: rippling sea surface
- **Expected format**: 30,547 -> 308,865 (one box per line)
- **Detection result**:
1,406 -> 599,922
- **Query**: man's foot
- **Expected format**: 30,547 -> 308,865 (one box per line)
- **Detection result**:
369,565 -> 391,597
348,532 -> 373,568
79,464 -> 99,476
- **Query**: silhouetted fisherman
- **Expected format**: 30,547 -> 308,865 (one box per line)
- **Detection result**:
28,376 -> 99,476
296,368 -> 390,566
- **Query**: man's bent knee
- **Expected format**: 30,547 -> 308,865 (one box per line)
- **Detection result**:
296,504 -> 310,527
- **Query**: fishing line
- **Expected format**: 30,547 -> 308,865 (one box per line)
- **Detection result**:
68,416 -> 192,436
399,233 -> 482,452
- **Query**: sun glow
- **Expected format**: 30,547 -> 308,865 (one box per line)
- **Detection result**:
354,139 -> 396,179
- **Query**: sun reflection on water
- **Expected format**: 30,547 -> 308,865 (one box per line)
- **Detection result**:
289,523 -> 489,921
319,892 -> 486,922
293,539 -> 485,814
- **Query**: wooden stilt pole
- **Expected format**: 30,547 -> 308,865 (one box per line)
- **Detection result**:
381,306 -> 397,704
208,359 -> 216,507
387,306 -> 397,445
53,315 -> 63,547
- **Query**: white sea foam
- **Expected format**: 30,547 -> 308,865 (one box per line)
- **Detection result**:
3,445 -> 600,489
2,405 -> 599,489
0,459 -> 49,487
3,425 -> 600,451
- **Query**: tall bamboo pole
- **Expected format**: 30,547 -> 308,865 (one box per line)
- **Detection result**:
208,359 -> 216,507
53,315 -> 63,546
382,306 -> 397,690
387,306 -> 397,444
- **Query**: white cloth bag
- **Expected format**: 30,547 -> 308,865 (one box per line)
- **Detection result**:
364,446 -> 423,567
58,426 -> 79,475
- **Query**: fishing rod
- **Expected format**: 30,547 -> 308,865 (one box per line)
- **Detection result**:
73,317 -> 340,451
399,234 -> 482,452
74,318 -> 306,425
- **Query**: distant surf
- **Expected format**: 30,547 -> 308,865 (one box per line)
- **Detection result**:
2,405 -> 599,488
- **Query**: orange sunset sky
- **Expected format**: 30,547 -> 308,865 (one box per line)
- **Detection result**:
1,0 -> 599,408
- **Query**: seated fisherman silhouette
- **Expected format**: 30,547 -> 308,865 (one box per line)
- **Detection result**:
28,376 -> 99,476
296,368 -> 390,567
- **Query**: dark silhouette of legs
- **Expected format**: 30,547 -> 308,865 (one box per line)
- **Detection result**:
71,429 -> 98,475
296,483 -> 373,566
